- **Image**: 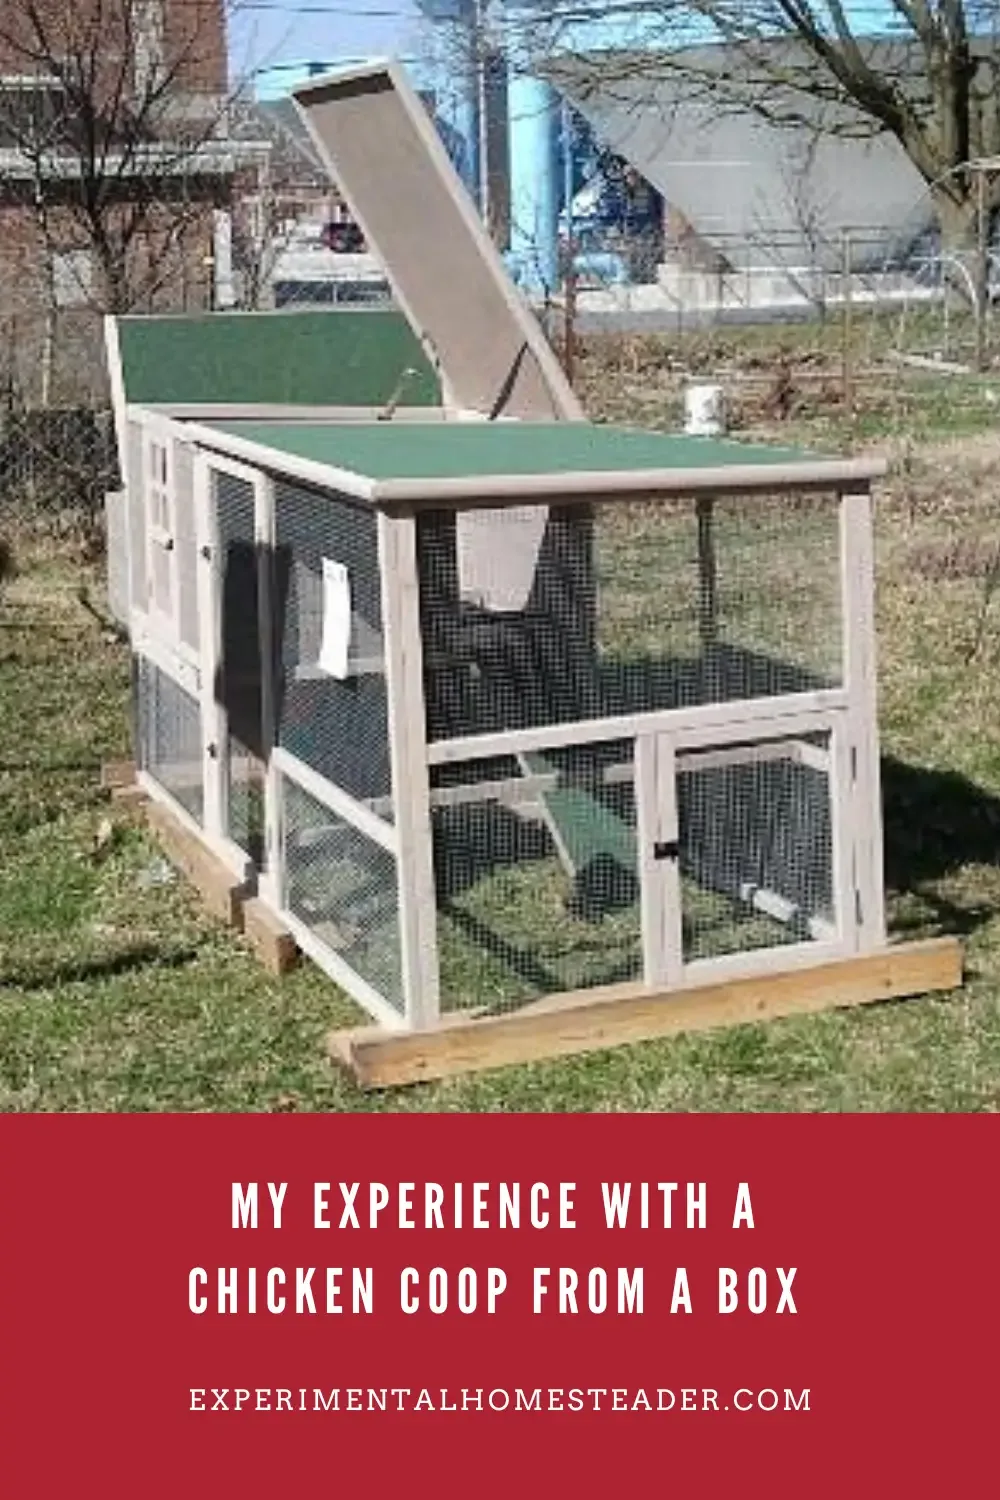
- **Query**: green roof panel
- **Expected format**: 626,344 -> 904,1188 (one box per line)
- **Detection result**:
114,309 -> 442,408
205,418 -> 820,482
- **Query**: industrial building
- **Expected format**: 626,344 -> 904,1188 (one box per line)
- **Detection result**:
409,6 -> 937,294
252,11 -> 961,316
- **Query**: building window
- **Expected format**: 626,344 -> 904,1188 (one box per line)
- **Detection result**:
51,249 -> 94,308
133,0 -> 165,99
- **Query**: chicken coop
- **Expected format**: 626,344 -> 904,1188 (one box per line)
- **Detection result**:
104,60 -> 960,1084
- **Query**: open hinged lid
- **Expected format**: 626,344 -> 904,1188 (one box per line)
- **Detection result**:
292,59 -> 583,422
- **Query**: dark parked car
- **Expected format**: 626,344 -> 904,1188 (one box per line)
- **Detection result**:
320,220 -> 366,253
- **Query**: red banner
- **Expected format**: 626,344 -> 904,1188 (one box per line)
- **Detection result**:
1,1115 -> 995,1495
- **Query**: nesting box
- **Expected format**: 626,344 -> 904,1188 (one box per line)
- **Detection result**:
105,61 -> 960,1084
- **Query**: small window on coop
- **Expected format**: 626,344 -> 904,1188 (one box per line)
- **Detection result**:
145,436 -> 174,626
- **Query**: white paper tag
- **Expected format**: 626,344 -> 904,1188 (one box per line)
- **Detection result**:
318,557 -> 352,679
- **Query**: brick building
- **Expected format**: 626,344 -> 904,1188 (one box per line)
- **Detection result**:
0,0 -> 264,402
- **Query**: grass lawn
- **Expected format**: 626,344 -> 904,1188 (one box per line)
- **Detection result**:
3,344 -> 1000,1111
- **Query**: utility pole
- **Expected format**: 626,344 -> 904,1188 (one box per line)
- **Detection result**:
562,94 -> 577,384
475,0 -> 490,230
976,163 -> 988,372
841,228 -> 853,417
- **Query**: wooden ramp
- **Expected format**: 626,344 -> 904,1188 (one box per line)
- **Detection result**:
516,750 -> 634,880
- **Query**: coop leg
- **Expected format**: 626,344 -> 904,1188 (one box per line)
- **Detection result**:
696,496 -> 719,660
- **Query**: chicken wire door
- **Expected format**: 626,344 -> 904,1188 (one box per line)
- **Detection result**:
195,453 -> 269,880
647,716 -> 855,986
261,483 -> 415,1031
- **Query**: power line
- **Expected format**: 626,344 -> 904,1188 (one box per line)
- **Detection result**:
239,5 -> 417,15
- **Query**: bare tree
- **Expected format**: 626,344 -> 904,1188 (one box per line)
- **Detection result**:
542,3 -> 1000,331
226,92 -> 333,310
0,0 -> 245,315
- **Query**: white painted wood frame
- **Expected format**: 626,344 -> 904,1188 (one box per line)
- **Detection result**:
422,705 -> 856,999
839,486 -> 886,950
255,474 -> 283,912
638,732 -> 686,988
271,747 -> 397,855
191,450 -> 269,881
127,409 -> 199,673
427,690 -> 850,766
123,422 -> 888,1032
378,510 -> 441,1028
136,767 -> 205,842
672,712 -> 852,974
281,907 -> 409,1034
131,624 -> 200,699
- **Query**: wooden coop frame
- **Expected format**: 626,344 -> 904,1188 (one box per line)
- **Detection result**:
104,61 -> 961,1086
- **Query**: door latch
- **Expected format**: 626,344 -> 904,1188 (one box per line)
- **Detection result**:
653,839 -> 680,861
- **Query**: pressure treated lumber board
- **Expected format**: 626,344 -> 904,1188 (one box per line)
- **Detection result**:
328,937 -> 963,1087
143,801 -> 246,927
139,795 -> 300,972
241,896 -> 300,976
100,758 -> 137,790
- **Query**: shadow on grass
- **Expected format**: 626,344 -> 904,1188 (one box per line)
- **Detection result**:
882,755 -> 1000,937
0,942 -> 202,993
0,756 -> 102,775
442,902 -> 563,998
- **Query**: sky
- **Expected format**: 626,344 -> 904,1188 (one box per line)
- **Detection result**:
229,1 -> 919,99
229,0 -> 428,93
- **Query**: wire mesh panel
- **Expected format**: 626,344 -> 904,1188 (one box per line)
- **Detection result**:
677,730 -> 835,963
213,468 -> 264,863
281,774 -> 403,1011
418,493 -> 842,742
137,656 -> 204,826
273,478 -> 391,812
430,740 -> 641,1012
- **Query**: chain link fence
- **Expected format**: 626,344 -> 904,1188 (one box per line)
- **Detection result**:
3,201 -> 999,562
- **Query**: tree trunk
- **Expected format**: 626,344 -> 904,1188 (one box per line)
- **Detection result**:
932,185 -> 989,369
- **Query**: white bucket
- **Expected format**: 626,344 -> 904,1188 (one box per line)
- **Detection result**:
684,383 -> 726,436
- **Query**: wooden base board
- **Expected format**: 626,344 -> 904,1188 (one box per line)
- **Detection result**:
101,758 -> 137,791
109,782 -> 150,822
241,896 -> 300,976
138,795 -> 299,973
329,937 -> 963,1088
143,801 -> 245,927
